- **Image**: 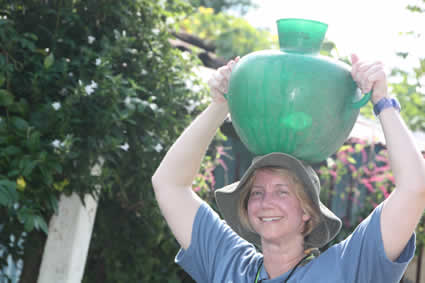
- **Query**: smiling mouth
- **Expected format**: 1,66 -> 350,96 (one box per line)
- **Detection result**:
260,217 -> 282,222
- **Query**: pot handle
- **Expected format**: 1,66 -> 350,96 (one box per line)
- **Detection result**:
351,90 -> 372,109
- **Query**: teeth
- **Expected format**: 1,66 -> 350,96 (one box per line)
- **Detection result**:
261,217 -> 281,222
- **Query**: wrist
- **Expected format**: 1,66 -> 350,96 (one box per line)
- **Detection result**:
210,100 -> 229,115
373,97 -> 401,116
371,95 -> 389,105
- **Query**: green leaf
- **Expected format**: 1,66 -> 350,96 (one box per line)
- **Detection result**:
0,180 -> 18,207
0,89 -> 14,106
44,53 -> 55,69
34,215 -> 49,234
23,32 -> 39,41
11,116 -> 29,131
0,74 -> 5,87
22,160 -> 39,176
27,131 -> 41,151
48,194 -> 59,212
7,170 -> 20,178
53,162 -> 63,174
0,189 -> 9,206
40,166 -> 53,186
19,38 -> 36,51
0,179 -> 18,190
9,98 -> 29,115
24,215 -> 35,232
2,145 -> 21,156
347,156 -> 357,164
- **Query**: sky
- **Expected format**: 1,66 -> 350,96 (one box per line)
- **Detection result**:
243,0 -> 425,72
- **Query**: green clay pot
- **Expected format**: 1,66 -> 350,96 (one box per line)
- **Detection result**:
227,18 -> 370,163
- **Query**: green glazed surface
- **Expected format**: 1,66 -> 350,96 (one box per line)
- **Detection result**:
227,19 -> 367,163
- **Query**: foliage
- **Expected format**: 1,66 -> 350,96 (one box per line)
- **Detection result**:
407,0 -> 425,13
0,0 -> 219,282
188,0 -> 257,15
178,6 -> 276,60
358,53 -> 425,131
195,145 -> 231,208
358,1 -> 425,130
318,138 -> 425,253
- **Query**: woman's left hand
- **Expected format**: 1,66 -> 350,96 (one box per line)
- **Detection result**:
351,54 -> 389,104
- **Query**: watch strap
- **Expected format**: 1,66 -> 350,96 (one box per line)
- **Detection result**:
373,97 -> 401,116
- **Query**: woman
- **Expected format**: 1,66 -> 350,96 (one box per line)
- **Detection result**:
152,54 -> 425,282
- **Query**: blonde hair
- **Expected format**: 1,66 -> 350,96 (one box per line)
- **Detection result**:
238,167 -> 321,237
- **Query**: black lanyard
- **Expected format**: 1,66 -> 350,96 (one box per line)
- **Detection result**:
254,253 -> 315,283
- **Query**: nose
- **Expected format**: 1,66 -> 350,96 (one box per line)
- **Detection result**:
261,191 -> 276,208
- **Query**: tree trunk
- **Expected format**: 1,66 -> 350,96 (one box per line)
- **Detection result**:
19,230 -> 46,283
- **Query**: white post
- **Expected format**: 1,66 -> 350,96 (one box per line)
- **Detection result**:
37,193 -> 98,283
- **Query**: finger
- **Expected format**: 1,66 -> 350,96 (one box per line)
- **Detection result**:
367,68 -> 386,84
353,62 -> 372,84
208,71 -> 223,90
354,63 -> 371,84
364,63 -> 384,82
361,81 -> 373,94
351,54 -> 360,78
216,69 -> 229,93
358,63 -> 384,90
229,56 -> 241,71
219,66 -> 232,80
358,61 -> 373,73
358,61 -> 382,73
228,60 -> 237,72
351,53 -> 359,65
215,75 -> 228,94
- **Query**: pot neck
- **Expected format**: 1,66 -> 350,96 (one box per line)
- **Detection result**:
276,18 -> 328,54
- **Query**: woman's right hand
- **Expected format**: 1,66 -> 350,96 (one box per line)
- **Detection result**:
208,56 -> 240,104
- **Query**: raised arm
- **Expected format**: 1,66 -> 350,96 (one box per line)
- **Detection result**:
151,58 -> 239,249
351,54 -> 425,261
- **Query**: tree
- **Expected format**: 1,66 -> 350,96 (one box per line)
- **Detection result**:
0,0 -> 215,282
189,0 -> 257,15
178,6 -> 276,60
359,1 -> 425,131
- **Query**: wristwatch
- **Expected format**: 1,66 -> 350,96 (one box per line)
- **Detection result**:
373,97 -> 401,116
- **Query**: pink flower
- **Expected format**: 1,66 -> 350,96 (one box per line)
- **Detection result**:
363,166 -> 372,175
375,165 -> 390,173
329,170 -> 338,181
368,175 -> 385,183
376,154 -> 389,163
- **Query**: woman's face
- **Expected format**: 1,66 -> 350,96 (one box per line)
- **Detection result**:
247,169 -> 310,244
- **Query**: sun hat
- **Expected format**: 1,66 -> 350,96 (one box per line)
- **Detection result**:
214,152 -> 342,249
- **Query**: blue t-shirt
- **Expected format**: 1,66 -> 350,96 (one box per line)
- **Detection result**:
176,202 -> 415,283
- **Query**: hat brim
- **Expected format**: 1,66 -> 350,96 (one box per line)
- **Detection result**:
215,152 -> 341,249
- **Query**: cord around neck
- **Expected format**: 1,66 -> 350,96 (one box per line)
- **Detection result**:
254,248 -> 319,283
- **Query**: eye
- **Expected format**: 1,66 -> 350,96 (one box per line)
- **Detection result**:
250,190 -> 263,197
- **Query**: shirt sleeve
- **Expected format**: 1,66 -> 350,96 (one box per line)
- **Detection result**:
175,202 -> 260,282
334,202 -> 416,283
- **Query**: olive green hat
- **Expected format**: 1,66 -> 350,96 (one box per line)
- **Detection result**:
215,152 -> 342,249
